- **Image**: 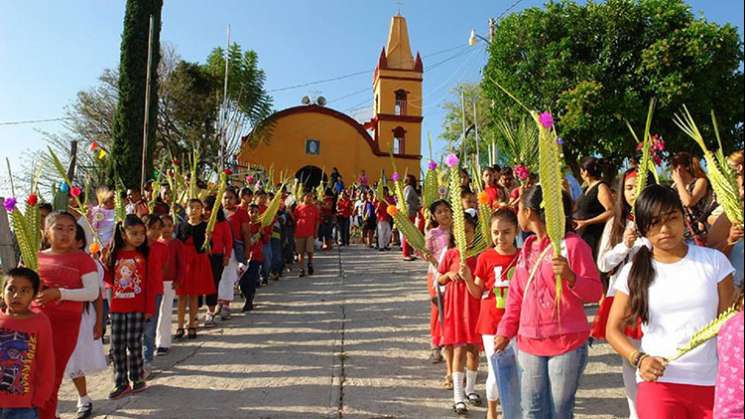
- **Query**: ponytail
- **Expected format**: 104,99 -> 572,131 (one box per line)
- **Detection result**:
626,245 -> 655,323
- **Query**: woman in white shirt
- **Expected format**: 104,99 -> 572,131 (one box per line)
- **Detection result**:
606,184 -> 734,419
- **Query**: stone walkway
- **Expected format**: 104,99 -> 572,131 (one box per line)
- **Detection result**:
58,245 -> 629,418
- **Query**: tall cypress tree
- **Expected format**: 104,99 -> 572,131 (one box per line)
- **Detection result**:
109,0 -> 163,188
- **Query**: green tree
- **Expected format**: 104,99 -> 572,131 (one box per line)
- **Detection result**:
109,0 -> 163,188
482,0 -> 744,174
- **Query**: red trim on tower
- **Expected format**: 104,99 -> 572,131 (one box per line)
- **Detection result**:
414,52 -> 423,72
377,113 -> 423,123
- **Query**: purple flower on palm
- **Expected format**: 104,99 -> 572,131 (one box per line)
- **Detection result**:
391,172 -> 401,182
445,154 -> 460,168
2,197 -> 17,212
556,137 -> 564,145
427,160 -> 438,171
538,112 -> 554,129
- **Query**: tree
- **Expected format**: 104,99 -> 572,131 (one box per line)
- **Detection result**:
439,83 -> 493,158
109,0 -> 163,188
481,0 -> 744,174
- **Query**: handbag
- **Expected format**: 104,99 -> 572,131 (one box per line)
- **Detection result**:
491,343 -> 521,419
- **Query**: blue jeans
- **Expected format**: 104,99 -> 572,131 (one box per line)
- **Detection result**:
143,294 -> 163,363
271,237 -> 283,274
517,342 -> 589,419
261,242 -> 272,280
0,409 -> 37,419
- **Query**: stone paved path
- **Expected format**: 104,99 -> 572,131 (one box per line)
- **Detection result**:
58,245 -> 629,418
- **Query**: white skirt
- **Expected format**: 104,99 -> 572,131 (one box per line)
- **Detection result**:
218,253 -> 239,301
65,304 -> 108,379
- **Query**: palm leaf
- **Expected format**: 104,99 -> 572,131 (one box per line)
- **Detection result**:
448,163 -> 467,269
260,180 -> 287,228
390,207 -> 428,256
668,304 -> 739,361
202,172 -> 228,252
632,99 -> 657,219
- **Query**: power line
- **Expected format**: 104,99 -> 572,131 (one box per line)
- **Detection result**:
497,0 -> 527,19
0,117 -> 72,127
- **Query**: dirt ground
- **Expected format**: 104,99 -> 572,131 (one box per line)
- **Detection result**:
57,245 -> 629,419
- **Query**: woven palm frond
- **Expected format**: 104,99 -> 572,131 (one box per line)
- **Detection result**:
423,167 -> 438,213
389,206 -> 429,256
448,164 -> 467,269
674,106 -> 743,226
114,179 -> 126,224
10,207 -> 38,271
628,99 -> 657,218
376,177 -> 386,202
202,172 -> 228,251
669,304 -> 739,362
260,180 -> 287,228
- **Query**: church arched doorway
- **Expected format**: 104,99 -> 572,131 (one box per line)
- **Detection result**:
295,165 -> 327,188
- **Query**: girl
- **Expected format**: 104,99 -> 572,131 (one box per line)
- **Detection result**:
495,185 -> 602,418
65,224 -> 107,419
362,190 -> 377,248
670,152 -> 714,244
606,184 -> 734,419
104,214 -> 155,399
573,157 -> 614,261
175,199 -> 216,339
142,215 -> 167,376
438,212 -> 483,415
714,281 -> 743,418
472,208 -> 520,419
482,167 -> 503,208
424,200 -> 452,372
221,189 -> 248,319
156,214 -> 183,355
375,191 -> 392,251
34,211 -> 99,419
0,268 -> 55,419
591,168 -> 651,419
203,196 -> 232,325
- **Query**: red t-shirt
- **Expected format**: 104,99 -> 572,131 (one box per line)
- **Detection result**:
474,248 -> 519,335
104,250 -> 155,315
0,311 -> 55,408
148,240 -> 168,295
375,200 -> 390,222
484,186 -> 500,208
294,204 -> 320,238
510,187 -> 521,202
35,250 -> 97,316
248,222 -> 270,262
337,198 -> 353,218
160,238 -> 184,284
226,206 -> 249,242
210,220 -> 233,256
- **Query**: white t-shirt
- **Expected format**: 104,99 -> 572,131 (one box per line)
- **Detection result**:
615,244 -> 734,386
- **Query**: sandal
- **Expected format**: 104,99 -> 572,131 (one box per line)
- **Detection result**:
187,327 -> 197,339
175,328 -> 185,340
466,392 -> 482,406
442,374 -> 453,390
453,401 -> 468,415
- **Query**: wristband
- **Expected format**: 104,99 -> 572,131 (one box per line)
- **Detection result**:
635,353 -> 649,369
627,350 -> 640,366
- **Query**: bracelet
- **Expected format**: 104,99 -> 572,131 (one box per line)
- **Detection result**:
627,350 -> 640,366
635,353 -> 650,369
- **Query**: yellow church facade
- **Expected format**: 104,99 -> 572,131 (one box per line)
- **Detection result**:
238,14 -> 423,186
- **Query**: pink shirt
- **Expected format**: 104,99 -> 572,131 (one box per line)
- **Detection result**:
497,233 -> 602,356
425,226 -> 450,260
715,311 -> 744,419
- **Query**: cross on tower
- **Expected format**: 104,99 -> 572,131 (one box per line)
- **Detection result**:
394,0 -> 403,15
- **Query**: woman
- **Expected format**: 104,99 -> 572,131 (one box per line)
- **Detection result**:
402,174 -> 421,261
573,157 -> 614,260
670,151 -> 713,245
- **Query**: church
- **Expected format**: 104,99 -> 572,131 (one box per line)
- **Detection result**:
238,13 -> 423,187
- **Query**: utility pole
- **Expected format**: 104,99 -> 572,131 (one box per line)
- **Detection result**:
473,98 -> 480,165
140,15 -> 155,192
460,89 -> 467,159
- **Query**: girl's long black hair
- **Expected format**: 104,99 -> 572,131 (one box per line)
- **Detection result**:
520,184 -> 574,234
609,169 -> 657,247
428,199 -> 452,229
106,214 -> 149,271
627,184 -> 685,324
205,195 -> 226,222
448,211 -> 478,249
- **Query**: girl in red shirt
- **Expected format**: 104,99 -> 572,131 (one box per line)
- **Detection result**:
156,214 -> 184,354
142,215 -> 168,374
34,211 -> 99,419
104,214 -> 154,399
438,212 -> 483,414
203,196 -> 232,325
472,208 -> 519,419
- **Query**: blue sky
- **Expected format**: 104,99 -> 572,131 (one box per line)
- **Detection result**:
1,0 -> 742,191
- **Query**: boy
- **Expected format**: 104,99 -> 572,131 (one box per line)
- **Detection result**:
292,192 -> 320,277
240,205 -> 269,311
0,268 -> 55,417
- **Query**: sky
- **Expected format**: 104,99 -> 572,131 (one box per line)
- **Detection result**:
1,0 -> 743,194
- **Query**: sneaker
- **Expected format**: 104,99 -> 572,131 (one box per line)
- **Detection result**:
156,347 -> 170,356
214,304 -> 223,316
220,306 -> 231,320
429,348 -> 444,364
109,384 -> 131,400
307,264 -> 314,275
76,402 -> 93,419
242,303 -> 253,312
143,363 -> 152,380
131,380 -> 148,394
299,270 -> 306,278
204,313 -> 216,327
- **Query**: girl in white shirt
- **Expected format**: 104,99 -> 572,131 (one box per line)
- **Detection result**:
606,184 -> 734,419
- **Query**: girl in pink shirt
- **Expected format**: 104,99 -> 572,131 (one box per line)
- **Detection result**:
494,185 -> 602,418
715,283 -> 743,419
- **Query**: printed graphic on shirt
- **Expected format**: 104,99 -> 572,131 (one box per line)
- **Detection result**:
0,329 -> 35,395
114,257 -> 144,299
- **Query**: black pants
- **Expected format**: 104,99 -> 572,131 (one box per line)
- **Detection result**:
238,261 -> 261,309
337,216 -> 350,246
205,253 -> 225,307
110,312 -> 145,387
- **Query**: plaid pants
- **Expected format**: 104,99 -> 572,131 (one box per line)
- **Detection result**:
110,312 -> 145,387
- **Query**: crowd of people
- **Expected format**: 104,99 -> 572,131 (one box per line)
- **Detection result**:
0,149 -> 743,419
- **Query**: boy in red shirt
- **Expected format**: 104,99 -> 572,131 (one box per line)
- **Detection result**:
0,268 -> 55,417
292,192 -> 320,277
336,190 -> 353,246
239,204 -> 270,312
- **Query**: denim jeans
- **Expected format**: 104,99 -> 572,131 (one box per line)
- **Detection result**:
517,342 -> 589,419
261,242 -> 272,280
270,237 -> 283,274
143,294 -> 163,363
0,408 -> 38,419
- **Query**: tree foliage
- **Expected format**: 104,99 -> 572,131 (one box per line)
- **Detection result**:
481,0 -> 744,173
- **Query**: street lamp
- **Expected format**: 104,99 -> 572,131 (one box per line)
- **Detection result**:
468,29 -> 490,47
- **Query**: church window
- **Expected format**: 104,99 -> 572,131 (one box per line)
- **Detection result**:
392,127 -> 405,155
305,139 -> 320,155
394,90 -> 407,115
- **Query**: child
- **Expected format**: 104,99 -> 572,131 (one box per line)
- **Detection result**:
362,191 -> 377,248
336,190 -> 353,247
319,192 -> 336,251
255,190 -> 273,284
141,215 -> 167,376
240,204 -> 269,311
438,212 -> 483,415
203,196 -> 232,324
293,193 -> 320,277
156,214 -> 183,355
64,225 -> 107,419
424,200 -> 453,382
714,281 -> 743,418
90,186 -> 116,247
482,167 -> 503,208
221,189 -> 247,319
104,214 -> 155,399
591,168 -> 651,418
472,208 -> 520,419
495,185 -> 602,418
175,199 -> 216,339
0,268 -> 55,418
461,190 -> 478,218
375,190 -> 392,251
35,211 -> 99,419
606,185 -> 734,419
